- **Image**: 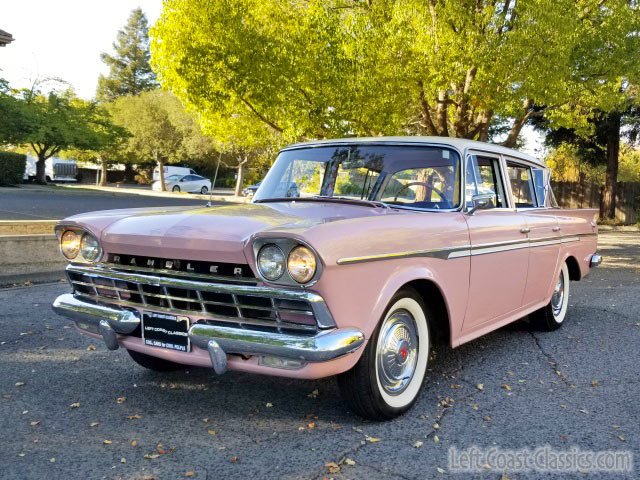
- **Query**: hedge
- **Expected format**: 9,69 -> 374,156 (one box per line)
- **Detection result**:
0,151 -> 27,185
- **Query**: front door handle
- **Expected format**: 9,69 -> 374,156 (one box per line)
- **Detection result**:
552,226 -> 561,232
520,227 -> 530,234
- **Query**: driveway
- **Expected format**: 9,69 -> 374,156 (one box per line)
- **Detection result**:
0,232 -> 637,479
0,185 -> 230,220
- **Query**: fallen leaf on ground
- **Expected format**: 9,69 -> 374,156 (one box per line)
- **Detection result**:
207,429 -> 217,435
127,414 -> 142,420
433,423 -> 440,430
185,473 -> 195,477
437,467 -> 445,473
265,402 -> 273,408
230,456 -> 239,463
144,453 -> 160,459
365,436 -> 382,443
30,421 -> 40,426
579,408 -> 589,415
120,458 -> 126,464
434,435 -> 440,443
50,458 -> 56,463
308,423 -> 316,429
325,462 -> 340,474
591,380 -> 600,387
90,421 -> 99,427
476,384 -> 484,391
308,389 -> 319,398
103,440 -> 112,445
130,440 -> 138,447
202,418 -> 209,423
483,416 -> 492,422
69,402 -> 80,408
344,458 -> 356,466
502,384 -> 512,391
116,397 -> 126,404
450,384 -> 462,389
15,382 -> 25,387
413,441 -> 424,448
87,345 -> 96,351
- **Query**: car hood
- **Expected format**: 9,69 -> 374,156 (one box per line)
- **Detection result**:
63,201 -> 400,264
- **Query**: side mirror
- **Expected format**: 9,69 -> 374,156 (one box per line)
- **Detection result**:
467,193 -> 496,215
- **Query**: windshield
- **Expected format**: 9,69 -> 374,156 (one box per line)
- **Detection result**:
254,144 -> 461,209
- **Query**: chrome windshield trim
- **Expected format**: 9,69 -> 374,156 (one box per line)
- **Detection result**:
65,264 -> 336,329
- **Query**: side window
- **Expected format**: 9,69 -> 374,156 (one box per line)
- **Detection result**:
507,163 -> 536,208
465,155 -> 507,208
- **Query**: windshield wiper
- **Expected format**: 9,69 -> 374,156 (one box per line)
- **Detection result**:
254,196 -> 390,209
312,195 -> 390,209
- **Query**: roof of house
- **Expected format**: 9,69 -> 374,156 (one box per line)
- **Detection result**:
0,29 -> 14,46
283,136 -> 545,167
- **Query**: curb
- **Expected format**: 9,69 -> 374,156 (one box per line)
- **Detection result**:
598,225 -> 640,232
59,184 -> 248,203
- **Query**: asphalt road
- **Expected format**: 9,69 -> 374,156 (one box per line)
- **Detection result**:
0,232 -> 638,480
0,185 -> 224,220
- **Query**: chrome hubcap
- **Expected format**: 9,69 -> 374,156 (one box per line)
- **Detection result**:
551,272 -> 565,318
376,309 -> 418,395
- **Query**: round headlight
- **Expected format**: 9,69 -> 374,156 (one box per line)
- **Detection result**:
287,245 -> 317,284
257,244 -> 285,281
60,230 -> 80,259
80,233 -> 101,262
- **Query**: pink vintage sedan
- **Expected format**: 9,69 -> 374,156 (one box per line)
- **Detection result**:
52,137 -> 600,419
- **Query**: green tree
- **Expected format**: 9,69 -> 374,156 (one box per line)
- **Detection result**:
109,90 -> 216,190
2,86 -> 127,184
200,100 -> 282,195
97,8 -> 157,102
150,0 -> 640,147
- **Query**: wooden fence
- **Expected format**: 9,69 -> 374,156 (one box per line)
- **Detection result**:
551,181 -> 640,224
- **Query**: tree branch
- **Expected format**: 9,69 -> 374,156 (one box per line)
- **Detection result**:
237,95 -> 284,133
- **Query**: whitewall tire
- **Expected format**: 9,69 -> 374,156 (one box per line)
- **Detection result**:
337,288 -> 431,420
530,262 -> 570,331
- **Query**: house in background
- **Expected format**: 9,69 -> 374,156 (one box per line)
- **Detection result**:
0,29 -> 14,47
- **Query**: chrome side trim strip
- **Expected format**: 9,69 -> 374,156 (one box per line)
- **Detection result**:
337,232 -> 595,264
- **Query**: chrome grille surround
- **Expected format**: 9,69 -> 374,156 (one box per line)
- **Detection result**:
64,263 -> 336,335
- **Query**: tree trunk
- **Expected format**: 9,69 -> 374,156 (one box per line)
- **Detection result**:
123,163 -> 135,183
234,159 -> 246,197
99,157 -> 108,186
35,152 -> 48,185
157,152 -> 166,192
601,112 -> 621,220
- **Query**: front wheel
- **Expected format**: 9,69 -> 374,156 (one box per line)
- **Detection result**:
172,185 -> 180,192
337,288 -> 431,420
529,262 -> 570,331
200,186 -> 208,194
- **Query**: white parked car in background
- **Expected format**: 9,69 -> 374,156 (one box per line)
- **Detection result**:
152,174 -> 212,194
153,165 -> 198,181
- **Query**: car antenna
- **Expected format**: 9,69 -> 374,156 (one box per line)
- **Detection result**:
206,152 -> 222,207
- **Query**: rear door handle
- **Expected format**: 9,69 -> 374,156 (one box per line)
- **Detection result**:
552,226 -> 561,232
520,227 -> 530,234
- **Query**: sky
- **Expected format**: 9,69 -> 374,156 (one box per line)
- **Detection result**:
1,0 -> 162,99
0,0 -> 545,156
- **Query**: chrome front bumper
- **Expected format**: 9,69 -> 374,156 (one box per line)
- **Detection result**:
52,294 -> 365,373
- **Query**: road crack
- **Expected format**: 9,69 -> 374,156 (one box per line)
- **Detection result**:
528,330 -> 572,387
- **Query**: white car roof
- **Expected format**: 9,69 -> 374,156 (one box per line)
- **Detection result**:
282,136 -> 545,168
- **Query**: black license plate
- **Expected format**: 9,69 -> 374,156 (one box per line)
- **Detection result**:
142,312 -> 190,352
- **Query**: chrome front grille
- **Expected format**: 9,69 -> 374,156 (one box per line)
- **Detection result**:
66,264 -> 324,335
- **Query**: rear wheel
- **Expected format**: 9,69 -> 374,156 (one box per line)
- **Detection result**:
200,186 -> 208,194
337,288 -> 431,420
127,349 -> 185,372
529,262 -> 570,331
172,185 -> 180,192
